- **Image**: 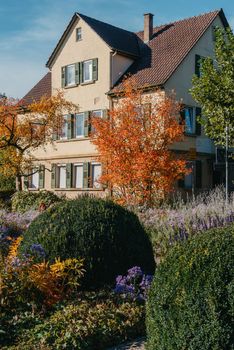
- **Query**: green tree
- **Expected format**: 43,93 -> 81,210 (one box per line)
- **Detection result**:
190,27 -> 234,146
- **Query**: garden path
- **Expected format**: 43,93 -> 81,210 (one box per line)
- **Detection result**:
107,337 -> 145,350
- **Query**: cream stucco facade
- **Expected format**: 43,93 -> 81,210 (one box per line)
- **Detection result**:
27,11 -> 228,197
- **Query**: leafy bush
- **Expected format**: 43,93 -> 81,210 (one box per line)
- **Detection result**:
0,174 -> 15,191
0,237 -> 84,313
11,190 -> 62,213
3,293 -> 145,350
146,226 -> 234,350
21,196 -> 155,288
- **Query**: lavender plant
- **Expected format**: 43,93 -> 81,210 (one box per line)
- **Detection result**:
114,266 -> 153,301
0,210 -> 39,255
139,186 -> 234,260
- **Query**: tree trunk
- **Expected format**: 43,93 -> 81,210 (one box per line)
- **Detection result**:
15,174 -> 22,191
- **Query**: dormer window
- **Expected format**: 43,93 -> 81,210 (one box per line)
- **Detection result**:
76,27 -> 82,41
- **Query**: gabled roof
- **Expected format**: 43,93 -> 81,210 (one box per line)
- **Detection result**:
110,9 -> 229,93
46,13 -> 140,68
22,72 -> 51,105
24,9 -> 229,102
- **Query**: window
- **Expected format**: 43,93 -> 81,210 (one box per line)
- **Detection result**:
60,115 -> 68,139
74,164 -> 83,188
75,113 -> 85,138
31,169 -> 39,189
92,110 -> 103,118
65,64 -> 75,86
91,163 -> 101,188
184,107 -> 196,134
76,27 -> 82,41
58,165 -> 66,189
83,60 -> 93,82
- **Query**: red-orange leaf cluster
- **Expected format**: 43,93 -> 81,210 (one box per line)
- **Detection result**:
91,79 -> 189,206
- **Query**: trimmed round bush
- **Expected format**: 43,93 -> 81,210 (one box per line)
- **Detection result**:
146,227 -> 234,350
21,196 -> 155,288
11,190 -> 62,212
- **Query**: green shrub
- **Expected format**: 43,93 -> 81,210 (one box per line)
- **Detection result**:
146,227 -> 234,350
11,190 -> 62,212
3,293 -> 145,350
21,196 -> 155,288
0,174 -> 15,191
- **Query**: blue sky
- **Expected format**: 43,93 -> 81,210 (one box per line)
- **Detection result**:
0,0 -> 233,98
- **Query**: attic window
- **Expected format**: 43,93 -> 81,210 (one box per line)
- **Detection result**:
76,27 -> 82,41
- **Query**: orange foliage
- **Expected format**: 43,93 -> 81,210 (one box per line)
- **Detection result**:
0,92 -> 76,188
91,79 -> 189,206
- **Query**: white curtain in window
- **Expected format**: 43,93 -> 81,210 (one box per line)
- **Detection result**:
31,171 -> 39,188
66,65 -> 75,86
84,60 -> 92,82
92,164 -> 101,188
75,165 -> 83,188
59,166 -> 66,188
76,113 -> 84,137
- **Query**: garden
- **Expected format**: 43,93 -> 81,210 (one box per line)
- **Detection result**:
0,187 -> 233,349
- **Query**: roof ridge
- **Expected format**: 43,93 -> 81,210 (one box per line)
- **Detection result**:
135,9 -> 220,35
77,12 -> 136,36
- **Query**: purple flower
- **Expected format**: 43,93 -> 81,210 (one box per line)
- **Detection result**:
30,244 -> 46,258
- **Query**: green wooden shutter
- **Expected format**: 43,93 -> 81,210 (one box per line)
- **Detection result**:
195,160 -> 202,189
178,178 -> 185,188
39,165 -> 45,189
180,108 -> 185,125
61,66 -> 66,88
92,58 -> 98,81
102,109 -> 109,119
52,130 -> 58,141
84,111 -> 90,137
24,175 -> 29,190
75,62 -> 80,85
66,163 -> 73,188
83,162 -> 90,188
195,55 -> 201,77
51,164 -> 56,189
79,62 -> 84,83
67,114 -> 75,139
195,107 -> 202,136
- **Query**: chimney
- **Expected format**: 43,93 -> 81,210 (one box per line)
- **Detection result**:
144,13 -> 154,43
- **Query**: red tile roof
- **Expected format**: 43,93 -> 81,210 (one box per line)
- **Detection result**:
22,72 -> 51,105
110,10 -> 227,93
23,10 -> 228,101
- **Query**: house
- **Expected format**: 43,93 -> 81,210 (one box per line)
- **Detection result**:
22,9 -> 230,196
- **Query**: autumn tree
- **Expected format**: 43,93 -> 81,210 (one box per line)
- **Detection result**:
0,93 -> 76,190
91,79 -> 188,206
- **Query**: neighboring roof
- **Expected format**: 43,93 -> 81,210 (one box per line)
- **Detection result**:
22,72 -> 51,105
46,13 -> 140,68
110,9 -> 229,93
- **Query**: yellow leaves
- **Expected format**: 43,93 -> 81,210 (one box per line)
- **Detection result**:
6,236 -> 23,264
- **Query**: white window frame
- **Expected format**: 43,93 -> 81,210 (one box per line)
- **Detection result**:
83,60 -> 93,83
30,168 -> 39,189
76,27 -> 82,41
92,110 -> 103,118
74,163 -> 84,189
75,113 -> 85,138
65,64 -> 75,87
59,115 -> 68,140
184,106 -> 196,135
91,162 -> 102,189
57,164 -> 66,189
